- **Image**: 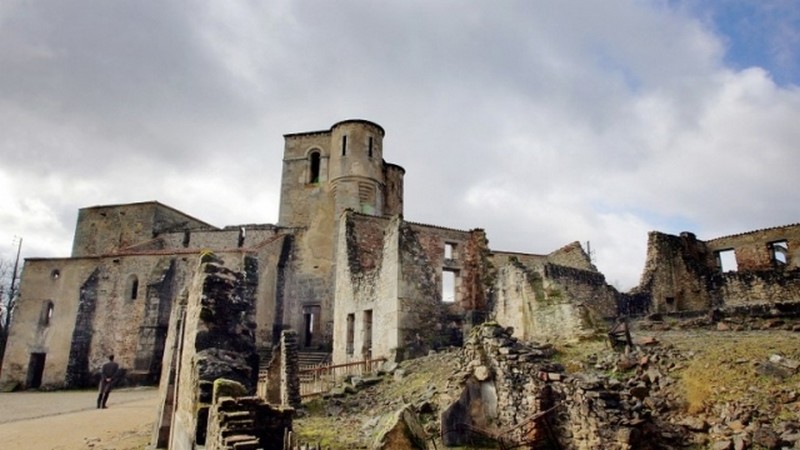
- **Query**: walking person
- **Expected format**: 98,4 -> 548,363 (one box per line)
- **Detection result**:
97,355 -> 120,409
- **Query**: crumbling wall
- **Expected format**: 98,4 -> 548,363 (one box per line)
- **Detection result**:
632,232 -> 715,313
491,256 -> 616,342
332,213 -> 390,364
334,214 -> 475,364
261,329 -> 301,408
456,229 -> 492,311
544,263 -> 618,320
206,389 -> 294,450
167,256 -> 259,450
706,224 -> 800,272
547,241 -> 596,271
717,269 -> 800,307
633,226 -> 800,315
396,220 -> 450,358
443,323 -> 659,450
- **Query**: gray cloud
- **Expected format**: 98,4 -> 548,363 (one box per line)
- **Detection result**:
1,1 -> 798,290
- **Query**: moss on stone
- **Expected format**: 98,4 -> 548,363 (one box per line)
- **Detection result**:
212,378 -> 248,402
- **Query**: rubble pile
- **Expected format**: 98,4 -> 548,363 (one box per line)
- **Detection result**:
584,336 -> 800,450
293,322 -> 799,449
442,322 -> 679,450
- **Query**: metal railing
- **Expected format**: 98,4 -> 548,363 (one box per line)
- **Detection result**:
299,357 -> 386,398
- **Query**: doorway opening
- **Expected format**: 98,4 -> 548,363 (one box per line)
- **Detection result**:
302,305 -> 321,349
27,353 -> 46,388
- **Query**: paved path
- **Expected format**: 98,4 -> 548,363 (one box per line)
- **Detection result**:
0,387 -> 159,449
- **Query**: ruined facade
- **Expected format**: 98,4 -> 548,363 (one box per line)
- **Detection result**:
1,119 -> 617,390
630,225 -> 800,315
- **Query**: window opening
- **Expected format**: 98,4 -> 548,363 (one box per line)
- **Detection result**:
50,269 -> 60,280
309,151 -> 321,183
40,300 -> 54,326
362,310 -> 373,359
444,243 -> 455,259
342,135 -> 347,156
771,240 -> 789,266
442,270 -> 457,303
302,305 -> 321,348
182,230 -> 191,248
368,137 -> 373,158
238,227 -> 246,248
128,275 -> 139,300
346,313 -> 355,356
716,249 -> 738,272
304,312 -> 314,347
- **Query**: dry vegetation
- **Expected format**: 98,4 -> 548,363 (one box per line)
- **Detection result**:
294,326 -> 799,448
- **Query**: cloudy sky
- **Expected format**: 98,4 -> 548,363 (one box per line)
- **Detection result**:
1,0 -> 798,289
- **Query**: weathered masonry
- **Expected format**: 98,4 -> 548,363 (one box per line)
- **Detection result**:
629,224 -> 800,315
0,119 -> 625,389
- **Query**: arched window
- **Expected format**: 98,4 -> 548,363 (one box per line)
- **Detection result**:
309,151 -> 321,183
40,300 -> 54,326
127,274 -> 139,300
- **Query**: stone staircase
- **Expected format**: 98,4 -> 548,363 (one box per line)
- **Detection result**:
207,396 -> 294,450
257,347 -> 273,371
258,347 -> 330,370
219,410 -> 259,450
298,351 -> 331,368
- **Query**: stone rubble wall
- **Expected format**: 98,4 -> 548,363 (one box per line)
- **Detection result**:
443,323 -> 665,450
279,330 -> 301,408
634,228 -> 800,315
206,380 -> 294,450
491,259 -> 616,342
167,256 -> 259,450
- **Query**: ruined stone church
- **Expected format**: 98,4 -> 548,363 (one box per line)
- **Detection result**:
1,120 -> 619,389
2,119 -> 799,390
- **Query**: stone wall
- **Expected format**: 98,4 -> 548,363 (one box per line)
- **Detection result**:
547,241 -> 597,271
206,391 -> 294,450
261,329 -> 300,408
491,261 -> 613,342
0,252 -> 198,389
442,323 -> 660,450
706,224 -> 800,272
167,256 -> 259,450
333,214 -> 485,364
633,226 -> 800,315
633,232 -> 714,313
332,213 -> 394,364
71,202 -> 214,257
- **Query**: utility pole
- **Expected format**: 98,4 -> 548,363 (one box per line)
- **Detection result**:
9,236 -> 22,303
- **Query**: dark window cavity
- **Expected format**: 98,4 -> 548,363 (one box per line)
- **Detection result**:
346,313 -> 355,356
128,275 -> 139,300
309,151 -> 321,183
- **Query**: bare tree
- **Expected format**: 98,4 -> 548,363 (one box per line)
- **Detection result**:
0,244 -> 22,368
